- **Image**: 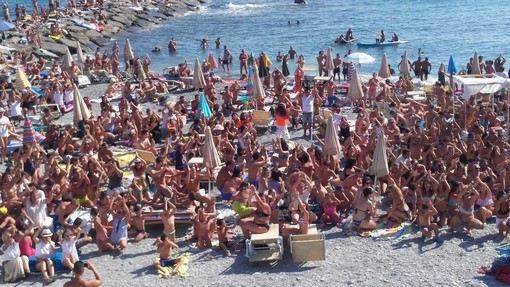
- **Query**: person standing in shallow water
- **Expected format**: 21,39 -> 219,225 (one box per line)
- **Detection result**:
222,46 -> 232,72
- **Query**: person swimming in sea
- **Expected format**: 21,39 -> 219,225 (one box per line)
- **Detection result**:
152,46 -> 161,53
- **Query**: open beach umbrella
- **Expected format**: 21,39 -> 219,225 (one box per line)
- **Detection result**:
208,53 -> 218,69
124,39 -> 135,63
198,92 -> 212,118
447,55 -> 458,75
73,83 -> 91,124
372,132 -> 389,178
345,52 -> 375,64
0,20 -> 15,31
378,53 -> 391,78
325,47 -> 334,77
62,47 -> 73,71
282,55 -> 290,77
347,62 -> 356,82
202,126 -> 221,168
193,58 -> 206,90
136,59 -> 146,81
471,51 -> 481,75
15,67 -> 31,91
400,51 -> 410,76
76,40 -> 85,64
348,69 -> 364,100
23,117 -> 36,143
324,116 -> 342,156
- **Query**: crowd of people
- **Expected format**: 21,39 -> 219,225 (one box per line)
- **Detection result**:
2,2 -> 510,286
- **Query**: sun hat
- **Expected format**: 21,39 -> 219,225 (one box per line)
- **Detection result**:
41,229 -> 53,238
213,124 -> 224,131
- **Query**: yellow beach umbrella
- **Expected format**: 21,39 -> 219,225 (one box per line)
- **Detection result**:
15,67 -> 31,91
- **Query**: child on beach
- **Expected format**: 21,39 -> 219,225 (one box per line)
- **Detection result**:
61,228 -> 79,271
320,191 -> 343,227
216,218 -> 240,256
32,228 -> 56,282
162,198 -> 176,242
418,200 -> 440,241
194,206 -> 214,249
131,204 -> 149,242
153,234 -> 183,278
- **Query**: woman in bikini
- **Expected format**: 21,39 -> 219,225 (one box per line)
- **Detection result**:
352,187 -> 377,232
473,176 -> 494,224
448,184 -> 484,234
385,182 -> 410,225
239,186 -> 272,240
494,191 -> 510,236
434,172 -> 452,227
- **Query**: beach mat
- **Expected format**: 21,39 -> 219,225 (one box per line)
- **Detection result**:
156,252 -> 190,278
360,221 -> 414,240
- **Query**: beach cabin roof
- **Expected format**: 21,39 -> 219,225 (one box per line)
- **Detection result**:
453,74 -> 509,98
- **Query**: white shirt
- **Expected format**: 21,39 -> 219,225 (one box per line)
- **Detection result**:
35,240 -> 55,259
9,101 -> 22,117
24,190 -> 48,228
332,112 -> 342,132
1,241 -> 20,260
0,115 -> 10,138
62,237 -> 78,260
302,94 -> 314,113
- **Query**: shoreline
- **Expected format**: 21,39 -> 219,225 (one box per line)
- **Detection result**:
2,0 -> 209,58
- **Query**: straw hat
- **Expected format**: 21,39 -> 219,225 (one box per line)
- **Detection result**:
41,229 -> 53,238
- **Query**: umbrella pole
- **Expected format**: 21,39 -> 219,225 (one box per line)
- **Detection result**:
450,74 -> 455,120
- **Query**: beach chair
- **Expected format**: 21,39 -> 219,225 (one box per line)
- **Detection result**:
251,110 -> 273,134
289,224 -> 326,262
246,224 -> 283,262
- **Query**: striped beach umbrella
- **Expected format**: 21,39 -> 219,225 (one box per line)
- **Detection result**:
23,117 -> 36,143
246,67 -> 255,95
347,62 -> 356,82
15,67 -> 31,91
198,92 -> 212,118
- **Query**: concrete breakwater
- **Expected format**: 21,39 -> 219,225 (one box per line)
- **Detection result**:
3,0 -> 207,58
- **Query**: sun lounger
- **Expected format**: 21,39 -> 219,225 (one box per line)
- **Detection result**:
246,224 -> 283,262
251,110 -> 273,134
141,206 -> 195,224
289,224 -> 325,262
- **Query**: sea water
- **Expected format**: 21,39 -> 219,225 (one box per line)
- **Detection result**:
7,0 -> 510,80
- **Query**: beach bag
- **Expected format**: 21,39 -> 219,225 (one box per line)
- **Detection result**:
495,265 -> 510,284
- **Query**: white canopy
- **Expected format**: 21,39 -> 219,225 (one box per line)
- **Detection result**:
453,74 -> 509,99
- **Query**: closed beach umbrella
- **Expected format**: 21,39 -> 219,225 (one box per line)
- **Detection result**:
372,132 -> 389,178
348,69 -> 364,100
246,67 -> 255,95
325,47 -> 334,76
0,20 -> 15,31
208,53 -> 218,69
124,39 -> 135,62
447,55 -> 458,75
258,54 -> 268,78
253,62 -> 265,103
471,51 -> 481,75
378,53 -> 391,78
136,59 -> 146,81
324,116 -> 342,156
198,92 -> 212,118
15,67 -> 31,91
23,117 -> 36,143
345,52 -> 375,64
202,126 -> 221,168
73,83 -> 91,124
263,52 -> 272,68
400,51 -> 410,76
282,55 -> 290,77
347,62 -> 356,82
193,58 -> 206,90
76,40 -> 85,64
62,47 -> 73,71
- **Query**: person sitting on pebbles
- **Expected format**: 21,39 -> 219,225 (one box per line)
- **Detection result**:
153,234 -> 183,278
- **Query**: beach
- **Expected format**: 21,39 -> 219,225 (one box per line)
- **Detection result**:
2,1 -> 510,286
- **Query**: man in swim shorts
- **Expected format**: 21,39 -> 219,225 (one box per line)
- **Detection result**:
222,46 -> 232,72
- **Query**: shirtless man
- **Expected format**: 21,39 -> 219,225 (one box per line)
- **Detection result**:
287,46 -> 297,60
215,37 -> 221,49
411,57 -> 422,79
200,38 -> 209,49
239,49 -> 248,75
216,160 -> 234,193
316,51 -> 325,77
246,149 -> 268,185
168,38 -> 177,53
222,46 -> 232,72
63,261 -> 102,287
333,53 -> 342,82
153,234 -> 182,277
54,200 -> 80,233
420,58 -> 432,81
221,168 -> 243,201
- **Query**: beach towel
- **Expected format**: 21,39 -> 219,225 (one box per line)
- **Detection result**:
156,253 -> 190,278
360,222 -> 414,240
